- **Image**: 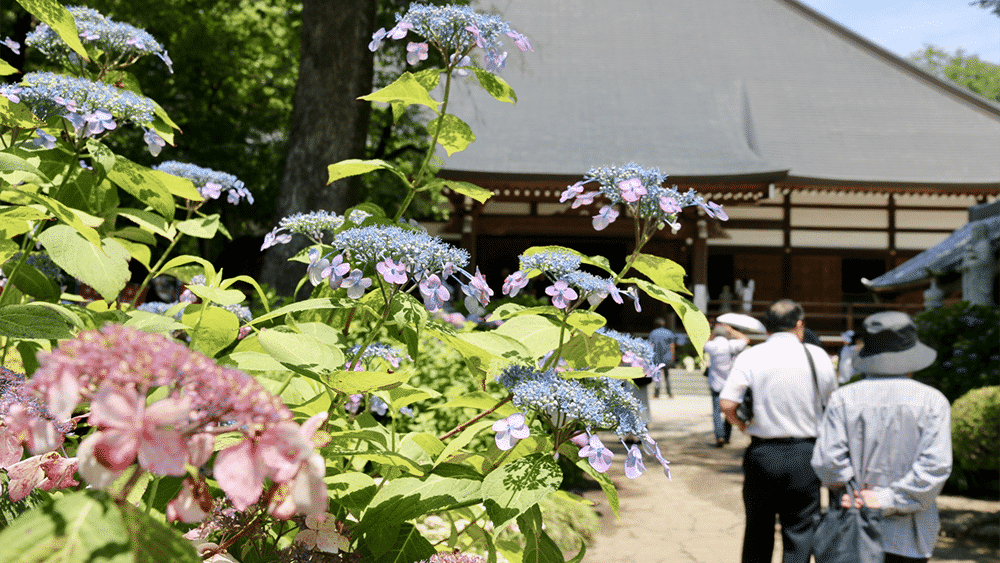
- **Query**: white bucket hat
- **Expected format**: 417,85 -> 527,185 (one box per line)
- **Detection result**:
853,311 -> 937,376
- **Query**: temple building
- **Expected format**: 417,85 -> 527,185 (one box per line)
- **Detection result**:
429,0 -> 1000,336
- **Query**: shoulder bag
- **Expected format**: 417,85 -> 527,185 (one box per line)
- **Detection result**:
737,342 -> 824,424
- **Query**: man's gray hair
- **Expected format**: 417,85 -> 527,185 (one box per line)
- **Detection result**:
764,299 -> 804,333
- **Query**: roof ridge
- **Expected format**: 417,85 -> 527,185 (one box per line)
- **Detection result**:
776,0 -> 1000,120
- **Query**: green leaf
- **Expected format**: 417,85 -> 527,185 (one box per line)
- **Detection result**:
0,303 -> 73,339
181,305 -> 240,358
148,168 -> 201,201
106,156 -> 175,219
492,315 -> 563,361
390,292 -> 427,358
631,253 -> 690,294
175,215 -> 220,239
357,474 -> 482,540
84,139 -> 116,173
426,179 -> 493,203
472,67 -> 517,104
0,96 -> 42,128
359,72 -> 440,112
0,151 -> 50,182
0,238 -> 17,266
185,284 -> 245,307
2,259 -> 60,301
436,418 -> 495,464
117,208 -> 175,240
38,226 -> 130,302
385,384 -> 440,411
0,59 -> 17,76
372,522 -> 436,563
457,331 -> 530,364
561,443 -> 619,518
257,328 -> 343,374
110,226 -> 156,245
326,158 -> 405,185
326,472 -> 378,517
249,297 -> 350,325
520,245 -> 614,275
517,504 -> 567,563
411,68 -> 442,92
482,453 -> 562,529
0,489 -> 199,563
4,189 -> 103,246
562,365 -> 644,379
562,332 -> 621,370
326,369 -> 411,395
428,114 -> 475,156
628,279 -> 710,356
17,0 -> 90,62
565,310 -> 606,335
111,237 -> 151,270
226,350 -> 285,372
124,310 -> 187,335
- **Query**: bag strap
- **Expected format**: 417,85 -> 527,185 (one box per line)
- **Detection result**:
803,342 -> 825,413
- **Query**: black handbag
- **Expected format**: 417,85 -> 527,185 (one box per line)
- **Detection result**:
814,480 -> 884,563
735,388 -> 753,422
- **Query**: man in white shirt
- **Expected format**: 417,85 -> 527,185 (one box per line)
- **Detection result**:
704,322 -> 749,446
720,299 -> 838,563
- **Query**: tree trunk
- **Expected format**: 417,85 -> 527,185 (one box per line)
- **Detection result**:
260,0 -> 378,295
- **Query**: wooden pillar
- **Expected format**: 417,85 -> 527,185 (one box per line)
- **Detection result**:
692,219 -> 709,311
887,193 -> 897,263
781,191 -> 792,297
460,197 -> 480,266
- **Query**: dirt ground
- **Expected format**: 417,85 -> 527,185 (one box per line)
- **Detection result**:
578,393 -> 999,563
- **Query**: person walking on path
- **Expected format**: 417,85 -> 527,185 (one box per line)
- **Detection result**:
704,322 -> 750,447
649,317 -> 677,398
719,299 -> 838,563
812,311 -> 952,563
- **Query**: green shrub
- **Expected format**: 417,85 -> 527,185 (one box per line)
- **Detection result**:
914,303 -> 1000,403
946,386 -> 1000,497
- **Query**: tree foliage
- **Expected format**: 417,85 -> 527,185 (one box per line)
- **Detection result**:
908,45 -> 1000,103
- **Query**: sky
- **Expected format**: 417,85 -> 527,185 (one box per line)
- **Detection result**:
800,0 -> 1000,63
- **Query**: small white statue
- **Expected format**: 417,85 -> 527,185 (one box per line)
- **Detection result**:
735,279 -> 755,313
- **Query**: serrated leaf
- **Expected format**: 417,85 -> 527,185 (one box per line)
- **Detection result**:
0,95 -> 43,128
0,151 -> 50,182
111,237 -> 151,270
117,208 -> 175,240
472,67 -> 517,104
185,283 -> 244,306
326,369 -> 411,395
492,315 -> 563,361
4,189 -> 102,246
436,418 -> 495,464
359,72 -> 440,112
38,226 -> 129,302
106,156 -> 175,219
427,179 -> 493,203
631,253 -> 689,294
123,310 -> 187,335
482,454 -> 561,529
565,310 -> 606,335
0,59 -> 17,76
358,474 -> 481,538
181,305 -> 240,357
428,114 -> 475,156
257,328 -> 342,373
629,279 -> 710,356
0,303 -> 73,339
0,489 -> 199,563
327,158 -> 404,185
18,0 -> 90,62
562,332 -> 621,370
411,68 -> 442,92
2,259 -> 60,301
149,169 -> 201,201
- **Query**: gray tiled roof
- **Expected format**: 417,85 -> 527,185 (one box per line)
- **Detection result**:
439,0 -> 1000,186
863,213 -> 1000,290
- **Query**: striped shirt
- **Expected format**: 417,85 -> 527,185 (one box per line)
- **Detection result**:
811,376 -> 952,558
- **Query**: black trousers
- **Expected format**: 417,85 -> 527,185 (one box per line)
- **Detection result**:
741,438 -> 820,563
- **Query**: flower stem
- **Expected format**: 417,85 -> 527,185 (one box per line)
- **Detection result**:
439,394 -> 512,441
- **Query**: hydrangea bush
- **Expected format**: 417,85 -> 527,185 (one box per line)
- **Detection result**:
0,2 -> 726,562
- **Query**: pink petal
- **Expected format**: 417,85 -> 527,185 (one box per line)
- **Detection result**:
138,428 -> 187,476
76,434 -> 124,489
38,453 -> 79,490
5,455 -> 45,501
187,433 -> 215,468
291,454 -> 328,519
215,439 -> 265,510
166,479 -> 212,523
0,432 -> 23,469
27,418 -> 63,455
89,384 -> 140,429
91,428 -> 139,471
46,371 -> 80,421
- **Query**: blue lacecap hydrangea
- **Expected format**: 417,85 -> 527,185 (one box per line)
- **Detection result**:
153,161 -> 252,205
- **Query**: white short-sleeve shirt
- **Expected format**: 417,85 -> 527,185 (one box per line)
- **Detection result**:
703,336 -> 748,393
720,332 -> 837,438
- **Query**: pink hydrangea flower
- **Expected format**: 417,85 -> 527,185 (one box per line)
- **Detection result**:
618,177 -> 647,203
578,434 -> 614,473
624,443 -> 645,479
545,280 -> 578,309
492,412 -> 530,450
502,271 -> 529,296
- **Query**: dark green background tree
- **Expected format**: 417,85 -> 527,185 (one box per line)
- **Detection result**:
909,45 -> 1000,103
